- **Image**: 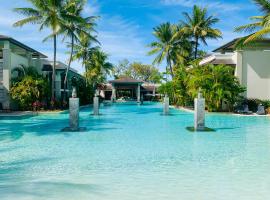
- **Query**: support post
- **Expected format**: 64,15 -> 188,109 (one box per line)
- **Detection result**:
111,84 -> 116,102
194,92 -> 205,131
2,41 -> 11,110
69,98 -> 79,131
163,94 -> 169,115
93,96 -> 99,115
62,89 -> 86,132
137,84 -> 141,103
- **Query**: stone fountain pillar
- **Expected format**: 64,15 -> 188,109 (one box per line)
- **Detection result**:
163,94 -> 169,115
93,90 -> 99,115
194,91 -> 205,131
69,97 -> 80,131
62,87 -> 86,132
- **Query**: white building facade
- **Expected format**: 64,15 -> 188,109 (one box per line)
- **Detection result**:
0,35 -> 84,110
200,38 -> 270,100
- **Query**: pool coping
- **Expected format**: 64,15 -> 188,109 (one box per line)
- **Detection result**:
174,106 -> 270,117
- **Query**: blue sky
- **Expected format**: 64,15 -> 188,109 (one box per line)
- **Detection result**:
0,0 -> 260,73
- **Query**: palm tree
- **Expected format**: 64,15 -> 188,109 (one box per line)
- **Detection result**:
60,0 -> 98,100
73,33 -> 98,71
85,48 -> 113,88
181,5 -> 222,59
14,0 -> 65,100
11,64 -> 40,83
148,23 -> 190,78
235,0 -> 270,45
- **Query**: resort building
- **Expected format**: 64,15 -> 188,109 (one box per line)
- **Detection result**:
200,38 -> 270,100
0,35 -> 46,109
0,35 -> 84,110
42,61 -> 85,101
102,77 -> 160,102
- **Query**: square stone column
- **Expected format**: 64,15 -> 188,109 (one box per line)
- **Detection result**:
163,95 -> 169,115
69,98 -> 79,131
93,96 -> 99,115
2,41 -> 11,109
111,84 -> 116,102
137,84 -> 141,102
194,97 -> 205,131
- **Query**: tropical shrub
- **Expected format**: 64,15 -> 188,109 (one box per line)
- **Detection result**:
10,76 -> 49,110
158,82 -> 175,104
187,64 -> 245,111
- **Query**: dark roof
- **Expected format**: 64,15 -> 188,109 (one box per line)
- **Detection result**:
0,35 -> 47,58
142,85 -> 156,92
213,36 -> 270,53
213,38 -> 240,53
109,77 -> 144,84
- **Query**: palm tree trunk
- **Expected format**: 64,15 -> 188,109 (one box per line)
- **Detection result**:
194,36 -> 199,59
167,55 -> 174,78
63,35 -> 74,102
52,34 -> 56,101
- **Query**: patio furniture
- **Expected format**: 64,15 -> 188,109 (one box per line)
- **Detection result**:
236,104 -> 253,115
256,104 -> 266,115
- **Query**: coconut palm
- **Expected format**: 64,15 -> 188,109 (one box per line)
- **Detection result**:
181,5 -> 222,59
13,0 -> 66,100
148,23 -> 190,78
60,0 -> 98,100
11,64 -> 40,83
85,48 -> 113,87
73,33 -> 99,71
235,0 -> 270,45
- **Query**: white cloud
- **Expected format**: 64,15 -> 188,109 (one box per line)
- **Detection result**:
97,15 -> 150,65
83,0 -> 100,16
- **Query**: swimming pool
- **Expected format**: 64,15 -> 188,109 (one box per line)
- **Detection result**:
0,103 -> 270,200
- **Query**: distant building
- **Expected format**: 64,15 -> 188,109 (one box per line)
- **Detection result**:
102,77 -> 160,102
0,35 -> 84,110
200,38 -> 270,100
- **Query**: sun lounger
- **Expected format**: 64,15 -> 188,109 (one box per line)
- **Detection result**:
236,104 -> 253,115
256,105 -> 266,115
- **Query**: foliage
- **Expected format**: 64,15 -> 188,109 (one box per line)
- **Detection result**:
112,59 -> 130,79
71,76 -> 92,105
113,60 -> 163,83
148,23 -> 191,78
157,82 -> 175,104
61,0 -> 98,99
10,76 -> 49,110
159,64 -> 245,112
235,0 -> 270,45
180,5 -> 222,59
11,64 -> 41,83
187,64 -> 245,111
14,0 -> 66,99
84,48 -> 113,88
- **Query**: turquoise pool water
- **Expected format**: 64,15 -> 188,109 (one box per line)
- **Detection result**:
1,103 -> 270,200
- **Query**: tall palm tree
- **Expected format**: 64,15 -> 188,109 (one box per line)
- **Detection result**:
148,23 -> 190,78
235,0 -> 270,45
85,48 -> 113,88
60,0 -> 98,100
73,33 -> 98,71
14,0 -> 65,100
181,5 -> 222,59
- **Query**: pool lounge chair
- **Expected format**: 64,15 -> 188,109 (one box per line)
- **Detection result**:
256,105 -> 266,115
236,104 -> 253,115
